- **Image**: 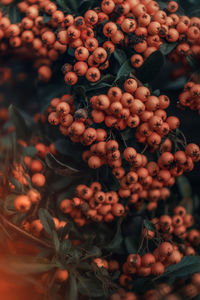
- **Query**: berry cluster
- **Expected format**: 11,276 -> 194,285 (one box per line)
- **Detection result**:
59,182 -> 125,226
0,0 -> 199,84
178,81 -> 200,113
46,76 -> 200,210
117,204 -> 199,292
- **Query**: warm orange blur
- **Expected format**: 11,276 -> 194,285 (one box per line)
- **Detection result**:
0,239 -> 42,300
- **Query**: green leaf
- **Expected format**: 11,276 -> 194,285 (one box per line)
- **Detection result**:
83,246 -> 102,259
160,256 -> 200,282
22,146 -> 37,157
114,49 -> 127,65
87,82 -> 111,92
115,75 -> 127,87
177,176 -> 192,198
54,139 -> 84,159
58,222 -> 72,240
52,230 -> 60,253
45,152 -> 83,177
4,194 -> 16,213
56,0 -> 70,11
186,55 -> 198,70
160,42 -> 178,55
7,5 -> 21,24
38,208 -> 56,236
78,0 -> 92,14
105,218 -> 124,254
152,89 -> 160,97
117,60 -> 133,79
90,74 -> 115,86
144,220 -> 156,232
68,47 -> 75,57
78,277 -> 105,297
112,270 -> 120,280
136,50 -> 165,83
124,236 -> 139,254
73,85 -> 86,98
67,274 -> 78,300
8,105 -> 29,141
65,0 -> 79,13
59,239 -> 71,256
42,14 -> 52,23
157,1 -> 168,9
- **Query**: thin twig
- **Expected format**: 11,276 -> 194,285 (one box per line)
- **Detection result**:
0,215 -> 54,249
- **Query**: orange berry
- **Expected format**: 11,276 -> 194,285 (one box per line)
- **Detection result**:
31,173 -> 46,187
14,195 -> 31,213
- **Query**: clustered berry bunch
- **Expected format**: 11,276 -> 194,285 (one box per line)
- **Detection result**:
178,81 -> 200,113
0,0 -> 199,84
46,76 -> 200,212
1,0 -> 200,299
120,205 -> 198,282
60,182 -> 125,225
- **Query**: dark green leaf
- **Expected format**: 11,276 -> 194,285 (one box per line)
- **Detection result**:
115,75 -> 127,87
22,146 -> 37,157
87,82 -> 111,92
56,0 -> 70,11
38,208 -> 56,236
186,55 -> 198,70
59,239 -> 71,256
112,270 -> 120,280
160,42 -> 178,55
78,277 -> 105,297
157,0 -> 167,9
52,230 -> 60,253
7,5 -> 21,24
114,49 -> 127,65
124,236 -> 139,254
68,48 -> 75,57
54,139 -> 84,159
90,74 -> 115,86
144,220 -> 156,232
42,14 -> 52,23
67,274 -> 78,300
78,0 -> 92,14
83,246 -> 102,259
159,256 -> 200,282
45,152 -> 83,177
152,89 -> 160,97
177,176 -> 192,198
105,218 -> 124,254
4,194 -> 16,213
8,105 -> 29,141
65,0 -> 79,12
73,85 -> 86,98
117,60 -> 133,79
136,50 -> 165,83
58,222 -> 72,240
193,194 -> 200,211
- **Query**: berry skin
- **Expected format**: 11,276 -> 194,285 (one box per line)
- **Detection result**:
55,269 -> 69,282
88,156 -> 102,169
27,189 -> 41,203
14,195 -> 31,213
127,254 -> 141,268
151,262 -> 165,276
141,253 -> 156,267
158,242 -> 173,257
31,173 -> 46,187
112,203 -> 125,216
